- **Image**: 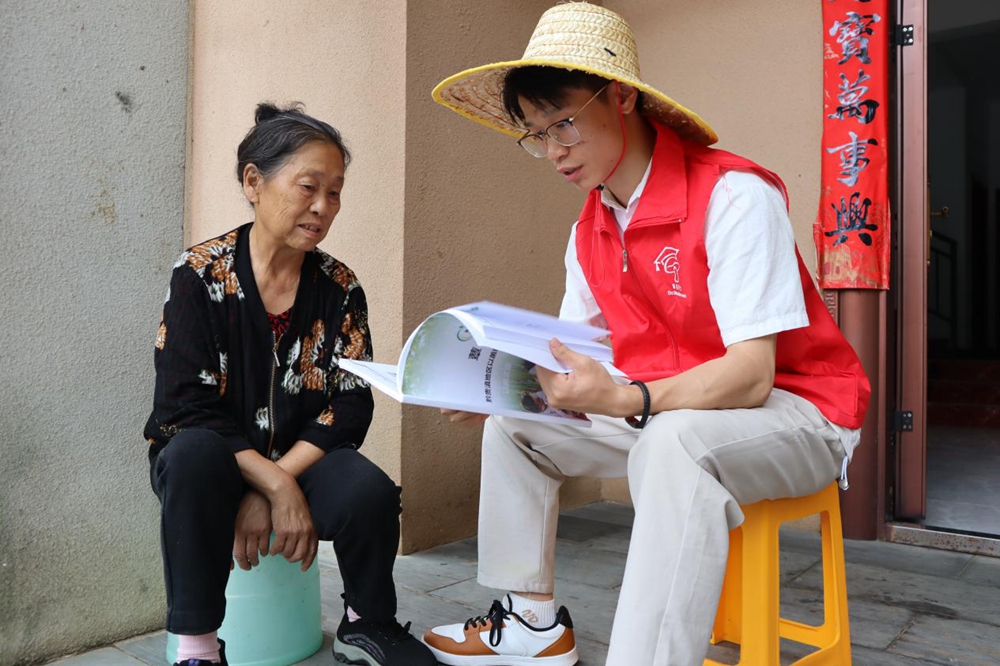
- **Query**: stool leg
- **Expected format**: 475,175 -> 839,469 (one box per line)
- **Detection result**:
712,527 -> 743,646
708,485 -> 853,666
820,496 -> 852,664
784,485 -> 853,666
738,507 -> 781,665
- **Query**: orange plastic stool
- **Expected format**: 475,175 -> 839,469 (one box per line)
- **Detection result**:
704,483 -> 852,666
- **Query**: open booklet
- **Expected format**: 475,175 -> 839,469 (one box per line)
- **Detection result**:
339,302 -> 626,426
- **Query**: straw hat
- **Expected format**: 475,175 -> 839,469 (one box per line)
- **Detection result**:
432,1 -> 718,146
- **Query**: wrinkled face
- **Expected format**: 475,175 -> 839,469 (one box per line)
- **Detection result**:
518,86 -> 622,192
247,141 -> 346,251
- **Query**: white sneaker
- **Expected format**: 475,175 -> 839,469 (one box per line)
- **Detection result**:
422,596 -> 578,665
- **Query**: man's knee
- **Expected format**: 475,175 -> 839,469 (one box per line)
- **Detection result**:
483,415 -> 513,447
628,411 -> 721,480
482,414 -> 566,454
481,415 -> 533,464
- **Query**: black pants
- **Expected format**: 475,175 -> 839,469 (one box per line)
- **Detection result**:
150,429 -> 402,634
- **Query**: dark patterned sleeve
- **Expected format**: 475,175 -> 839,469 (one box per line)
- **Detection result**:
296,284 -> 375,452
144,264 -> 252,458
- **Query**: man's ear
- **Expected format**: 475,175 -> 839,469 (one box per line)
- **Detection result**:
616,82 -> 641,115
242,164 -> 262,204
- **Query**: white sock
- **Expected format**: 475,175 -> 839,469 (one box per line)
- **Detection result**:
507,592 -> 556,628
347,605 -> 362,622
175,632 -> 220,662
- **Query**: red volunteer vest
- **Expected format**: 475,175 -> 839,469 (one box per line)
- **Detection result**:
576,123 -> 870,429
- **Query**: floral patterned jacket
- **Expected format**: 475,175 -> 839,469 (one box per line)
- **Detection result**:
144,223 -> 374,462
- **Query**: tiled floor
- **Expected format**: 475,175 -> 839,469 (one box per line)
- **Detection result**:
926,425 -> 1000,536
48,502 -> 1000,665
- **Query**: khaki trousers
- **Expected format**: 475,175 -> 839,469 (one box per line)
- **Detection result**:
476,389 -> 846,666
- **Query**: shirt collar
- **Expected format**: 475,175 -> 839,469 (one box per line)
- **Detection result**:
629,122 -> 688,226
592,122 -> 689,233
601,157 -> 653,214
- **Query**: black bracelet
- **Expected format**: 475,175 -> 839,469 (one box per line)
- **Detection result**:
625,380 -> 650,429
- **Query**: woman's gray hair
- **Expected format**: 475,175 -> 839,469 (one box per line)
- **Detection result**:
236,102 -> 351,184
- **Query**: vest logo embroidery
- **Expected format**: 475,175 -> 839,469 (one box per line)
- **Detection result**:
654,246 -> 687,298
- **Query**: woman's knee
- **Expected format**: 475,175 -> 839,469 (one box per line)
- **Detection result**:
307,451 -> 401,525
348,463 -> 401,520
155,429 -> 239,487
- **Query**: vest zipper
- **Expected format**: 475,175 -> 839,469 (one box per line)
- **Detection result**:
266,332 -> 281,460
619,233 -> 681,368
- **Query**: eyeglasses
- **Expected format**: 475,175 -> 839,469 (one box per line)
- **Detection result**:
516,83 -> 611,158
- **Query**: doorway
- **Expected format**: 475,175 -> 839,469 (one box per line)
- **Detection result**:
920,3 -> 1000,536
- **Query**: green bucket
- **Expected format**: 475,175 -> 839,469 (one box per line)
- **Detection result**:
166,549 -> 323,666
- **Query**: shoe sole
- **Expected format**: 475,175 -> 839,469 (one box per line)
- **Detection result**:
426,644 -> 579,666
332,637 -> 380,666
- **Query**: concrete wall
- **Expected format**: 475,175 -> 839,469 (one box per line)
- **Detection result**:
0,1 -> 189,663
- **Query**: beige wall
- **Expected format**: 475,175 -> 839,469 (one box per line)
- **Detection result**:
186,0 -> 408,482
607,0 -> 824,270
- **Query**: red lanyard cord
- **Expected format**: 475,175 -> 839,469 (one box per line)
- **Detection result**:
599,80 -> 627,189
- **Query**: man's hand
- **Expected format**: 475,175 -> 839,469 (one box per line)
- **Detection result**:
536,339 -> 642,418
439,409 -> 489,426
268,481 -> 318,572
233,489 -> 272,571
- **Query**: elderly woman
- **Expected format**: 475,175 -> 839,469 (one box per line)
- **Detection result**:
145,103 -> 435,666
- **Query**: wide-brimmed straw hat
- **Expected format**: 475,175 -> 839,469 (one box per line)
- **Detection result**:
432,1 -> 718,146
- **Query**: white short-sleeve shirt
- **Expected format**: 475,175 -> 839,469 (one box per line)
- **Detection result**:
559,163 -> 860,460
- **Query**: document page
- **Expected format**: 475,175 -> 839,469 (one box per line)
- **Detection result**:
444,302 -> 613,372
399,313 -> 589,424
337,360 -> 402,400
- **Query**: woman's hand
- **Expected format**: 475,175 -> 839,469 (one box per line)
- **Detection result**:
536,338 -> 641,417
233,490 -> 272,571
233,446 -> 319,572
268,481 -> 318,572
440,409 -> 489,426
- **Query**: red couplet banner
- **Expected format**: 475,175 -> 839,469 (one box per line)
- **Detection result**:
815,0 -> 891,289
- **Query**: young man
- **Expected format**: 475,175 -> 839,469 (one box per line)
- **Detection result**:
424,3 -> 869,665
